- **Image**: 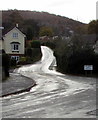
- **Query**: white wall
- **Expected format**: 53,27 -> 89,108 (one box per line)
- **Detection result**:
0,40 -> 4,49
3,28 -> 25,55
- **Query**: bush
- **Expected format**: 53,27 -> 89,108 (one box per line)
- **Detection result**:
10,58 -> 17,67
31,40 -> 41,48
18,57 -> 27,65
25,40 -> 42,64
25,47 -> 42,64
25,48 -> 33,57
44,41 -> 56,49
55,50 -> 98,75
54,35 -> 98,75
2,53 -> 10,77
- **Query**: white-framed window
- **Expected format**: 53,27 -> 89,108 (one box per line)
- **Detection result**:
11,42 -> 20,52
11,56 -> 19,61
12,33 -> 18,39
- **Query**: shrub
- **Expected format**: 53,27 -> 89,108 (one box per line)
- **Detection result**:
2,53 -> 10,77
54,35 -> 98,75
25,48 -> 33,57
31,40 -> 41,48
45,41 -> 56,49
55,50 -> 98,75
10,58 -> 17,67
18,57 -> 27,65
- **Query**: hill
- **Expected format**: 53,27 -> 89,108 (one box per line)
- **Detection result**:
2,10 -> 87,36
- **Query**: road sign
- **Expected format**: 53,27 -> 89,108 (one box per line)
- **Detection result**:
0,27 -> 4,29
84,65 -> 93,71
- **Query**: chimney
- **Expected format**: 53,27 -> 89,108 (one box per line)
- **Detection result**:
16,24 -> 18,28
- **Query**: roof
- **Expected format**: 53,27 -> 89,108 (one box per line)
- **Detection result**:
4,27 -> 26,37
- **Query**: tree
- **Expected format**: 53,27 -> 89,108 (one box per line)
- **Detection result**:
39,26 -> 53,37
3,10 -> 23,34
88,20 -> 98,34
9,10 -> 23,26
75,25 -> 88,34
26,27 -> 33,40
54,35 -> 96,74
25,47 -> 33,57
23,19 -> 39,37
31,40 -> 41,48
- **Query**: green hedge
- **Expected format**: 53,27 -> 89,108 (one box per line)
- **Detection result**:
31,40 -> 41,48
55,51 -> 98,75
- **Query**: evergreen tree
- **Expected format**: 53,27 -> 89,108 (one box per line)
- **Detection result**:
26,27 -> 33,40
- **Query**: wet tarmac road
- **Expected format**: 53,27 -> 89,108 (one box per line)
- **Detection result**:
1,46 -> 96,118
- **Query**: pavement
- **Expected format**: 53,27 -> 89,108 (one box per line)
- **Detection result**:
1,72 -> 36,97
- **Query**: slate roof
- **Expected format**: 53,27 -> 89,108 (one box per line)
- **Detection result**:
4,27 -> 26,37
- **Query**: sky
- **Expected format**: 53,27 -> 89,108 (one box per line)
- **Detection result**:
1,0 -> 97,23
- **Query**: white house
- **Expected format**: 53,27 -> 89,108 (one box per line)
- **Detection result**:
3,27 -> 26,61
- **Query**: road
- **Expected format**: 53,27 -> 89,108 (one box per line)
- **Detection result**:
1,46 -> 96,118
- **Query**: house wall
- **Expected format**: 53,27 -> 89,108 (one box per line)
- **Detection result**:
0,40 -> 2,49
0,40 -> 4,49
3,28 -> 25,55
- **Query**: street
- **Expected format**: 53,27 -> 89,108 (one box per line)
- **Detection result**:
1,46 -> 96,118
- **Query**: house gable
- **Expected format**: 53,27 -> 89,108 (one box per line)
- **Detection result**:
4,27 -> 26,38
3,27 -> 26,56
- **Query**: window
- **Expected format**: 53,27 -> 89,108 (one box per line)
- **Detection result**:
11,42 -> 20,52
13,33 -> 18,38
11,56 -> 19,62
12,44 -> 19,51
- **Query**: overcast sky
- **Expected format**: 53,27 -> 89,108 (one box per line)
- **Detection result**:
1,0 -> 97,23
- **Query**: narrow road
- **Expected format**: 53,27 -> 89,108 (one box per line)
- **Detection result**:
1,46 -> 96,118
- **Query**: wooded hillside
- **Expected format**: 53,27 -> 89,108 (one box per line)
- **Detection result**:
2,10 -> 87,36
